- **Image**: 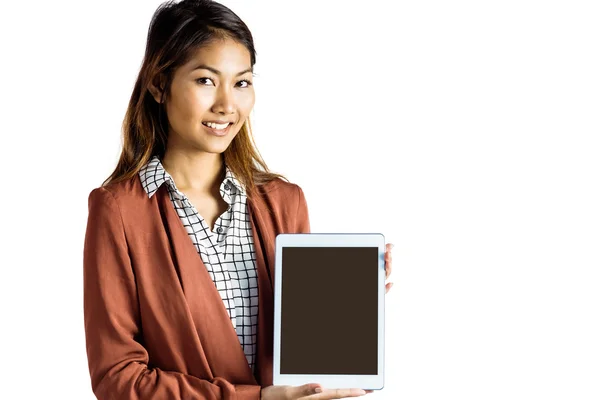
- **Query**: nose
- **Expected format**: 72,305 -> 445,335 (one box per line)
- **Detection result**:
211,85 -> 235,115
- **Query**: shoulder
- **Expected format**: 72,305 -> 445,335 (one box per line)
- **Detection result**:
256,177 -> 310,233
255,177 -> 305,205
87,176 -> 146,213
252,177 -> 309,230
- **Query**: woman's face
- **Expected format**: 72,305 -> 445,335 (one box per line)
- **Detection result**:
154,38 -> 255,155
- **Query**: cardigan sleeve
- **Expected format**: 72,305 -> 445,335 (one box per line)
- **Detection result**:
295,185 -> 311,233
83,187 -> 261,400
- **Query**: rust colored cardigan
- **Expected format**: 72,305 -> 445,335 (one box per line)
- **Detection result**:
83,175 -> 310,399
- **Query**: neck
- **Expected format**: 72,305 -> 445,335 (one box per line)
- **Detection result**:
161,148 -> 225,194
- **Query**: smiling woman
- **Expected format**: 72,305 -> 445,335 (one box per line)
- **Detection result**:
102,1 -> 281,198
81,1 -> 388,400
152,39 -> 256,155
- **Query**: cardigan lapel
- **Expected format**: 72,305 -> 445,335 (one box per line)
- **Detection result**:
247,191 -> 276,387
157,185 -> 257,385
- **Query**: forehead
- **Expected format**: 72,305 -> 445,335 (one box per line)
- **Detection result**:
183,39 -> 252,73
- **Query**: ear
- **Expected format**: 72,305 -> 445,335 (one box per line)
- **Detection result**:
148,73 -> 166,104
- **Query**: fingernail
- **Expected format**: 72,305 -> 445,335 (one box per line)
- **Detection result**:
359,389 -> 366,395
390,243 -> 395,249
314,387 -> 322,393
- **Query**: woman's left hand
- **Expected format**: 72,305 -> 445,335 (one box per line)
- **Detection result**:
385,243 -> 394,294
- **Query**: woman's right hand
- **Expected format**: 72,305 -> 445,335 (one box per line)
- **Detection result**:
261,383 -> 368,400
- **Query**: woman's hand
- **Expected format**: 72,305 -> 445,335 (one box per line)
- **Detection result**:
385,243 -> 394,294
261,383 -> 369,399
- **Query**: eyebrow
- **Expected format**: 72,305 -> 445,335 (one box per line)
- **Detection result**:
191,64 -> 253,76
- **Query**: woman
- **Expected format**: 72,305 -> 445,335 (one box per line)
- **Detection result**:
83,0 -> 394,399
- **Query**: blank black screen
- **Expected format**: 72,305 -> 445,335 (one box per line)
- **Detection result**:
280,247 -> 378,374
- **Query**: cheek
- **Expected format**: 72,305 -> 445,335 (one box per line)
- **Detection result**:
166,89 -> 212,129
237,91 -> 255,116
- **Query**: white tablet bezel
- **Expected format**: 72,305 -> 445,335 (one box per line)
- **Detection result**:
273,233 -> 385,390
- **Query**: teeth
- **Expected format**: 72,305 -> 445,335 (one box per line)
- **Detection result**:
203,121 -> 230,130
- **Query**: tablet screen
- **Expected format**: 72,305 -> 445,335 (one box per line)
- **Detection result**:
280,246 -> 379,375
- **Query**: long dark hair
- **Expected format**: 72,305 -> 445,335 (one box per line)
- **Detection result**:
103,0 -> 288,200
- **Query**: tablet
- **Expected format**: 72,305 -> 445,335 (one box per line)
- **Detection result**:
273,233 -> 385,390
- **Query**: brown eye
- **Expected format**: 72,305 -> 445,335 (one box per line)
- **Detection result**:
196,77 -> 214,85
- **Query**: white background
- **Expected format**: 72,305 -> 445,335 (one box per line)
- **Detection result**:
1,0 -> 599,399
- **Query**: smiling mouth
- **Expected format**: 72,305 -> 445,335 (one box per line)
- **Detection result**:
201,121 -> 233,136
202,121 -> 233,129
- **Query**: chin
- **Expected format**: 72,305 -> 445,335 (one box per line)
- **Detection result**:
199,143 -> 231,154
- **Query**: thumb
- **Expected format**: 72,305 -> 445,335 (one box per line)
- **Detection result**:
292,383 -> 322,398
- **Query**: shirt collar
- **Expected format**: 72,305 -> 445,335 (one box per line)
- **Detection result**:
139,155 -> 246,199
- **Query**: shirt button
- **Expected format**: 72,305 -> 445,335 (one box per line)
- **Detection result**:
217,227 -> 223,233
224,184 -> 231,191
